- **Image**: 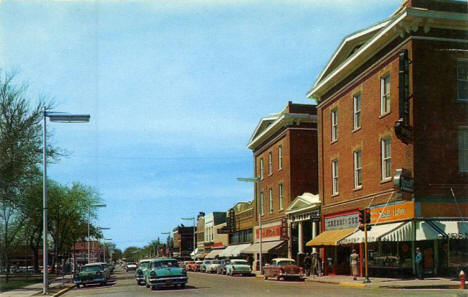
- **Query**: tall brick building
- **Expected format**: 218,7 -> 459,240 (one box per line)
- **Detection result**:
244,101 -> 319,270
306,0 -> 468,277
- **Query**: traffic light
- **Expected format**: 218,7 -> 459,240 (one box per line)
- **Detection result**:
359,209 -> 365,224
365,208 -> 371,224
358,208 -> 372,231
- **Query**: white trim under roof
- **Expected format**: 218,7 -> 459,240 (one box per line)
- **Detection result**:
307,7 -> 468,101
285,192 -> 320,215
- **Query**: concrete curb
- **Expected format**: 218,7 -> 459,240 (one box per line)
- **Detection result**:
338,282 -> 367,288
52,285 -> 76,297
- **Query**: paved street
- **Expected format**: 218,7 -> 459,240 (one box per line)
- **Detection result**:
63,269 -> 462,297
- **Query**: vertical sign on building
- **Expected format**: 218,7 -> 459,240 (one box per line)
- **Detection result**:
227,208 -> 235,234
280,218 -> 288,240
396,49 -> 412,144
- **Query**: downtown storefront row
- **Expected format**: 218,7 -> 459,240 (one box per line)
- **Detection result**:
307,200 -> 468,277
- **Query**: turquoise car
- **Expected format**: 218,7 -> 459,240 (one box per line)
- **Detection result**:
144,258 -> 188,290
74,263 -> 110,288
135,259 -> 152,285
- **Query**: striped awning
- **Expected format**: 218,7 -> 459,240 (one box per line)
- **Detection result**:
241,240 -> 285,254
218,244 -> 251,258
429,220 -> 468,239
339,222 -> 405,244
380,221 -> 442,242
306,228 -> 356,247
205,248 -> 225,259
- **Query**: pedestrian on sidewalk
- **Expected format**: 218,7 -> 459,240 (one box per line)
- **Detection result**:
303,253 -> 311,276
415,247 -> 424,280
350,249 -> 359,280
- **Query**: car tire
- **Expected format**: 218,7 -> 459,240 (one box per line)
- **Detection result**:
276,276 -> 281,281
151,285 -> 157,290
180,283 -> 186,289
76,284 -> 80,289
146,282 -> 150,288
264,275 -> 268,280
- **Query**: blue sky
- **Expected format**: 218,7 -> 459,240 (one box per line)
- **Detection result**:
0,0 -> 399,250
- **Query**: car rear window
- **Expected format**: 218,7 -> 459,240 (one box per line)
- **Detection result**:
82,265 -> 100,272
153,260 -> 178,268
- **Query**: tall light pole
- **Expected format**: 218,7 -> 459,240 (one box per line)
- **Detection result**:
102,238 -> 112,263
181,217 -> 196,255
43,110 -> 90,295
237,177 -> 262,272
88,204 -> 106,264
161,232 -> 171,257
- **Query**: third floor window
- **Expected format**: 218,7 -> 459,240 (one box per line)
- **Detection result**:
278,145 -> 283,170
268,152 -> 272,175
353,93 -> 361,130
331,108 -> 338,142
381,74 -> 391,115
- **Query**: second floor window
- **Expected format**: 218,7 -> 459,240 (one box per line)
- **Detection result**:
278,145 -> 283,170
381,137 -> 392,180
279,183 -> 283,210
332,159 -> 339,195
268,152 -> 272,175
458,60 -> 468,101
260,192 -> 264,216
458,127 -> 468,172
331,108 -> 338,142
269,188 -> 273,213
353,93 -> 361,130
353,150 -> 362,188
381,74 -> 391,115
260,158 -> 264,179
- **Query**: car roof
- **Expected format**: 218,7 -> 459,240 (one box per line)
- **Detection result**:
139,259 -> 152,263
273,258 -> 295,262
84,263 -> 103,266
151,258 -> 177,262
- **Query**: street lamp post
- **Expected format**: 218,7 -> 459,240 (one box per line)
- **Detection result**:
88,204 -> 106,264
181,217 -> 196,255
103,238 -> 112,263
237,177 -> 262,273
161,232 -> 171,257
42,110 -> 90,295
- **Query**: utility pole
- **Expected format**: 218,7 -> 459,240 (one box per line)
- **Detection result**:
359,208 -> 371,283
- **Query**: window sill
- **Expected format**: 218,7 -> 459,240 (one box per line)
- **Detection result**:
380,178 -> 393,184
352,127 -> 361,133
379,111 -> 391,119
353,186 -> 363,192
331,193 -> 339,197
331,139 -> 338,145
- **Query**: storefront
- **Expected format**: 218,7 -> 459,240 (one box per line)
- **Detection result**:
285,193 -> 321,261
243,220 -> 288,271
306,210 -> 359,275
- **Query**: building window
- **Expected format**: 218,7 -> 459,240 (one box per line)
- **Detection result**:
353,150 -> 362,188
269,188 -> 273,213
268,152 -> 272,175
260,158 -> 264,179
458,127 -> 468,172
331,108 -> 338,142
353,93 -> 361,130
260,192 -> 264,216
381,137 -> 392,180
332,159 -> 339,195
279,183 -> 283,210
458,60 -> 468,101
381,74 -> 391,115
278,145 -> 283,170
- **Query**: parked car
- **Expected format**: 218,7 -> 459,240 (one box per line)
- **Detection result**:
205,260 -> 222,273
74,263 -> 110,288
183,261 -> 195,270
126,262 -> 137,272
225,259 -> 252,276
200,260 -> 212,273
135,259 -> 152,285
187,260 -> 202,272
262,258 -> 304,281
143,258 -> 188,290
217,259 -> 230,274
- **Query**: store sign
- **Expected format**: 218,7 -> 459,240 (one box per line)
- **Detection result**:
439,233 -> 468,240
325,213 -> 359,231
370,201 -> 414,224
394,168 -> 414,193
290,209 -> 320,223
280,218 -> 288,241
256,225 -> 281,239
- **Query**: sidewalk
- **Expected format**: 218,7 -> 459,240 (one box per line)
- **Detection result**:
305,274 -> 462,289
0,275 -> 74,297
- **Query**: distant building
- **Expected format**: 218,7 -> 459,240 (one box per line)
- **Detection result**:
172,225 -> 196,259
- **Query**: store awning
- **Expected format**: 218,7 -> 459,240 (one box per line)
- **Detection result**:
241,240 -> 285,254
195,252 -> 208,259
306,228 -> 355,247
218,244 -> 251,258
205,248 -> 225,259
380,221 -> 442,241
339,222 -> 405,245
190,248 -> 199,257
429,220 -> 468,239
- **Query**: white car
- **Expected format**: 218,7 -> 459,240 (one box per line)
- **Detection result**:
205,260 -> 222,273
225,259 -> 252,276
125,262 -> 137,272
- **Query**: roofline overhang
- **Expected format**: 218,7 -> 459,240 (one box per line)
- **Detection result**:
307,7 -> 468,102
247,113 -> 317,151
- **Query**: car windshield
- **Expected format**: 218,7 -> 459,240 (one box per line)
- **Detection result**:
212,260 -> 220,264
232,260 -> 247,265
277,260 -> 295,266
81,265 -> 101,272
153,260 -> 178,268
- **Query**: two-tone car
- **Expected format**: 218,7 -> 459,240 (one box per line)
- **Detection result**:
74,263 -> 110,288
205,260 -> 222,273
144,258 -> 188,290
262,258 -> 304,281
225,259 -> 252,276
135,259 -> 152,285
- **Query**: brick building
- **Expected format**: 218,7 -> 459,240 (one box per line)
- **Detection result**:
306,0 -> 468,277
172,225 -> 196,259
244,101 -> 319,270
